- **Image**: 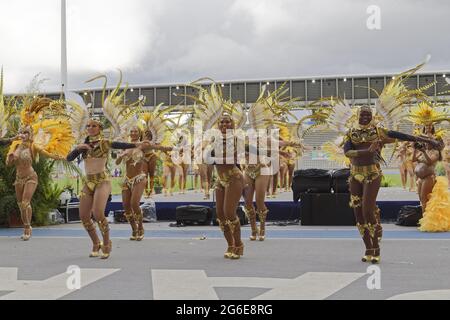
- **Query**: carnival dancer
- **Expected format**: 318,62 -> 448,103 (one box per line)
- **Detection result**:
323,58 -> 441,263
7,96 -> 73,241
406,102 -> 450,232
116,125 -> 171,241
65,72 -> 142,259
193,82 -> 245,259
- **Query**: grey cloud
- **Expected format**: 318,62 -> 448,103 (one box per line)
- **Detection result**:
2,0 -> 450,93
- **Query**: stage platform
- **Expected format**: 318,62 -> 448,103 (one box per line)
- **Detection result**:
101,187 -> 421,223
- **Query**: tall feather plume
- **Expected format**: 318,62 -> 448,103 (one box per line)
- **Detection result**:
326,98 -> 354,134
375,55 -> 432,130
138,103 -> 176,145
86,70 -> 138,139
248,85 -> 274,129
191,81 -> 224,130
65,91 -> 91,143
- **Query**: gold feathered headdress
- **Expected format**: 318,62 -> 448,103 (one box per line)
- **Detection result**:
323,56 -> 434,135
408,101 -> 449,126
85,70 -> 143,140
137,103 -> 176,146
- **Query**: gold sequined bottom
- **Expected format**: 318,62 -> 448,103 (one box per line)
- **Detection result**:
349,164 -> 382,184
83,171 -> 110,195
14,171 -> 38,187
122,173 -> 147,191
216,167 -> 243,189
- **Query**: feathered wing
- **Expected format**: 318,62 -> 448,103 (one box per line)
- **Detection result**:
322,139 -> 350,167
192,83 -> 224,130
224,101 -> 247,129
325,98 -> 354,134
248,85 -> 274,130
32,118 -> 75,159
375,55 -> 433,130
65,91 -> 90,143
86,70 -> 139,139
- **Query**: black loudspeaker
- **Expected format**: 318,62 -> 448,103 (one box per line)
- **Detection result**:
292,169 -> 332,202
114,210 -> 127,223
58,202 -> 81,223
175,205 -> 212,226
212,206 -> 248,226
396,205 -> 423,226
300,193 -> 355,226
331,168 -> 350,193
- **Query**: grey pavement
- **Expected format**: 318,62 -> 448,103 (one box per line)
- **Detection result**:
1,223 -> 449,300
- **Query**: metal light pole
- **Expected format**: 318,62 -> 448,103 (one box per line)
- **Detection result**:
61,0 -> 68,98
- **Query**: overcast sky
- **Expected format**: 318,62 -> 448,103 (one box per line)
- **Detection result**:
1,0 -> 449,93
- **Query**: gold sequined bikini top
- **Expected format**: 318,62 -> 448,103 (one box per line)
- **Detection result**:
122,148 -> 145,166
83,137 -> 111,159
347,126 -> 388,145
17,144 -> 33,165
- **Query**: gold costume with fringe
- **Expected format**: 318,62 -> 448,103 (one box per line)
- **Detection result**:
216,167 -> 243,189
349,164 -> 383,184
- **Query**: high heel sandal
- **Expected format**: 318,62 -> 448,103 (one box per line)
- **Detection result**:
371,248 -> 381,264
244,206 -> 258,241
250,227 -> 259,241
229,243 -> 244,259
136,228 -> 144,241
100,241 -> 112,259
130,230 -> 138,241
224,246 -> 233,259
361,249 -> 373,263
257,209 -> 268,241
124,212 -> 138,241
89,242 -> 103,258
21,226 -> 32,241
134,209 -> 145,241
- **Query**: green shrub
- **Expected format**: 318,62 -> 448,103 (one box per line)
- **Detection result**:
436,162 -> 445,176
0,146 -> 63,227
381,176 -> 393,187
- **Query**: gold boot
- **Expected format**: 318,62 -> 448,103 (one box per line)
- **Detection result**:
356,223 -> 374,263
217,219 -> 234,258
124,211 -> 138,241
89,242 -> 103,258
244,205 -> 258,241
226,218 -> 244,259
375,207 -> 383,243
82,219 -> 102,257
101,240 -> 112,260
361,249 -> 373,263
257,208 -> 268,241
135,208 -> 145,241
19,201 -> 33,241
371,248 -> 381,264
97,218 -> 112,259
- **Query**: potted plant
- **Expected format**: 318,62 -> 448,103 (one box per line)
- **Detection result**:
153,176 -> 163,194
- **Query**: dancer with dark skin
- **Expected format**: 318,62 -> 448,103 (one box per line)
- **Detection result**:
344,107 -> 440,264
213,114 -> 245,259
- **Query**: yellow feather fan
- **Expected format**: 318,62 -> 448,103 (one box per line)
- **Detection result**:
7,118 -> 74,160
